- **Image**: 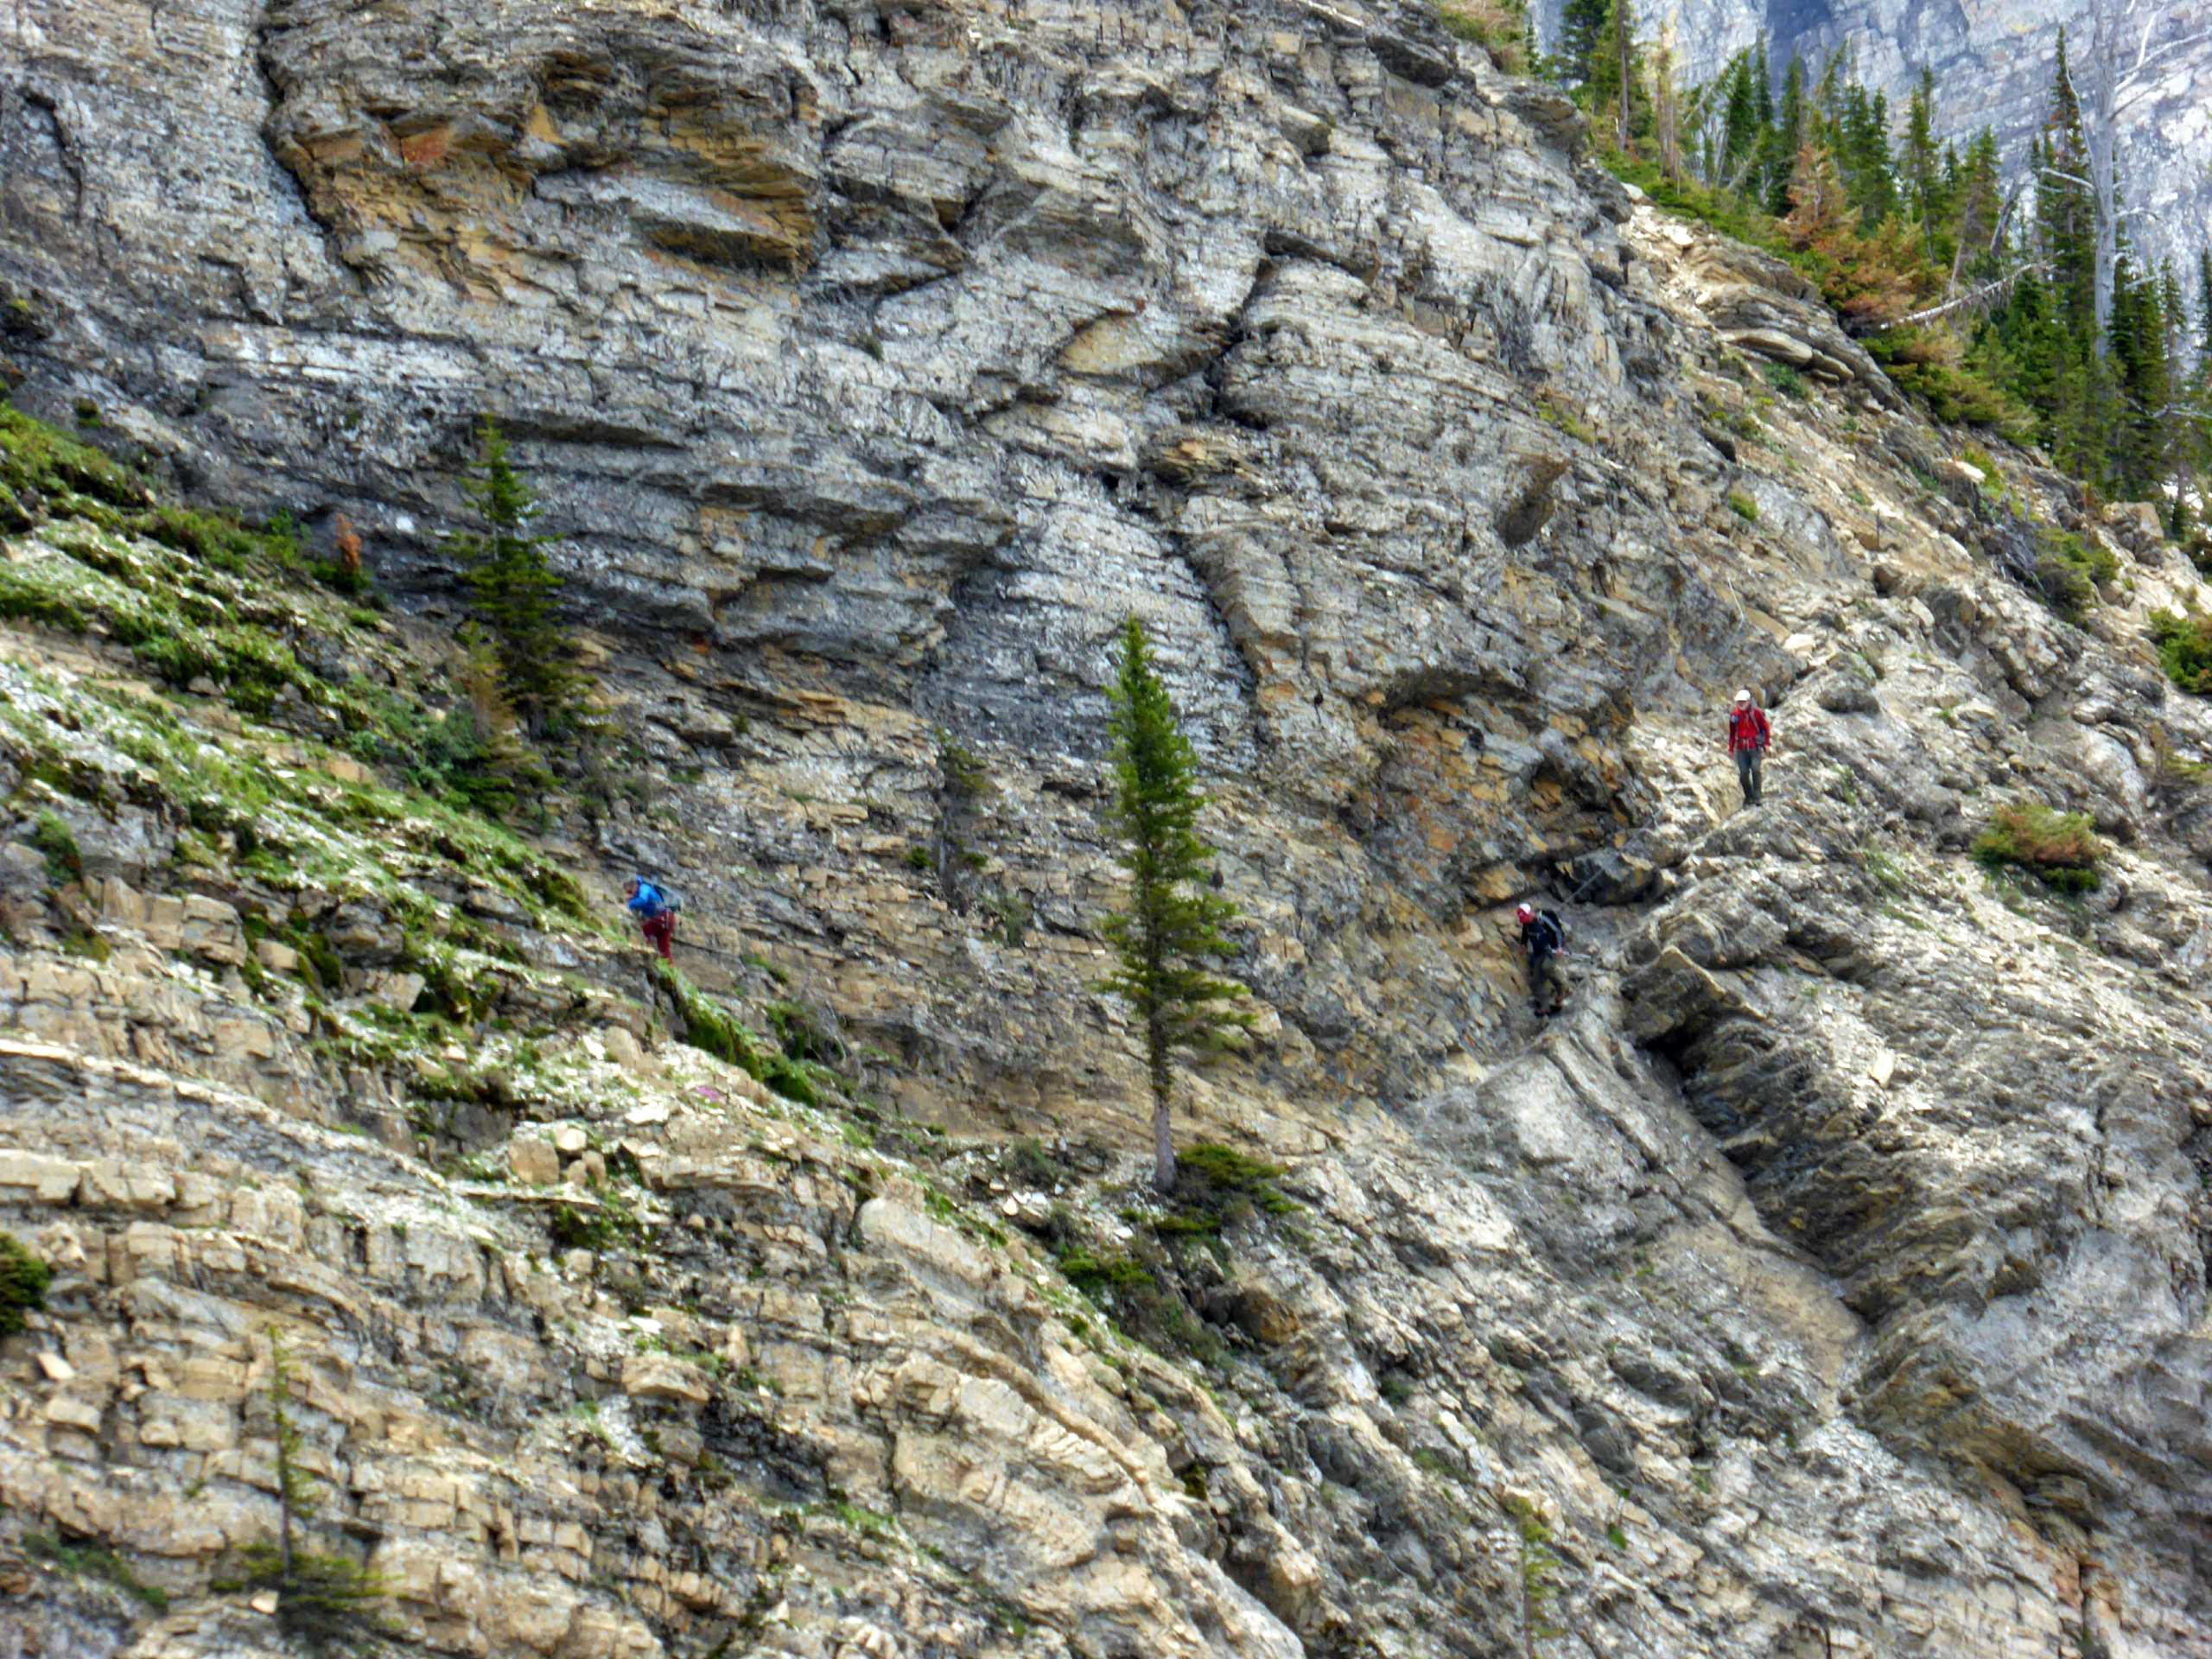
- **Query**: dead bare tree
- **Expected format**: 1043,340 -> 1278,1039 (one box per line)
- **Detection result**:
1613,0 -> 1634,153
2082,0 -> 2212,343
1890,261 -> 2051,330
1651,43 -> 1682,181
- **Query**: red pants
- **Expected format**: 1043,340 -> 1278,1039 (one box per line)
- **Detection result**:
640,913 -> 675,961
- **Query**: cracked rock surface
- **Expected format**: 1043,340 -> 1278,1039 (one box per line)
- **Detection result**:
2,0 -> 2211,1656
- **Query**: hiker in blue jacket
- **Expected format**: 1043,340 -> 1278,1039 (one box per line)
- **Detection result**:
624,875 -> 677,961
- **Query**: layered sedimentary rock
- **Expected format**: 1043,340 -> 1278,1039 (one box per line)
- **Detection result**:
2,0 -> 2212,1655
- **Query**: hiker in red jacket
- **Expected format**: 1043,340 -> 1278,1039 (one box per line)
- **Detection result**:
1727,689 -> 1770,807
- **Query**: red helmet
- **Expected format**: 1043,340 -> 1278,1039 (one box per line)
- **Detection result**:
1516,904 -> 1535,924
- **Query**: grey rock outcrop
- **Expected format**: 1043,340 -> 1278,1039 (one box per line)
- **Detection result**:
2,0 -> 2212,1656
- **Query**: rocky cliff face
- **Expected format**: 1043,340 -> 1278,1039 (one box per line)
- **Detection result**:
3,0 -> 2212,1656
1531,0 -> 2212,274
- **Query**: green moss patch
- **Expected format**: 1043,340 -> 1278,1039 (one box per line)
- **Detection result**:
0,1232 -> 52,1334
0,406 -> 151,515
647,960 -> 835,1106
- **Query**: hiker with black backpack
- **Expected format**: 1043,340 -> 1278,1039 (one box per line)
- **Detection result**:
624,874 -> 679,962
1516,902 -> 1568,1019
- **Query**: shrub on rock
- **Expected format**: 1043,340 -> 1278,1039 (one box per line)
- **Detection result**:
1972,802 -> 2104,893
2033,529 -> 2116,622
2149,608 -> 2212,695
0,1233 -> 51,1334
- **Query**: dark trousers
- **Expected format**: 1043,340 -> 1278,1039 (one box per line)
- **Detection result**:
641,913 -> 675,961
1735,747 -> 1764,805
1528,949 -> 1563,1014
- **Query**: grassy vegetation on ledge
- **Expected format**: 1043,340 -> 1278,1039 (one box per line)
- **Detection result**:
0,404 -> 626,824
28,810 -> 81,886
1163,1143 -> 1298,1233
1433,0 -> 1534,72
24,1530 -> 168,1611
1,398 -> 859,1204
649,959 -> 830,1106
1601,156 -> 1819,275
3,416 -> 364,703
0,661 -> 588,931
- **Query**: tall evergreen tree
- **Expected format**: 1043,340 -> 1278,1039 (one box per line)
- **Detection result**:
2059,340 -> 2121,490
2014,30 -> 2112,486
2107,249 -> 2163,494
1809,49 -> 1842,126
1556,0 -> 1607,86
1768,54 -> 1808,214
2158,259 -> 2191,519
448,417 -> 582,739
1720,53 -> 1762,184
1901,70 -> 1946,251
239,1331 -> 391,1647
1834,85 -> 1897,229
1991,237 -> 2065,430
2037,29 -> 2097,333
1096,617 -> 1253,1193
2159,259 -> 2186,365
2192,248 -> 2212,497
1949,130 -> 2004,279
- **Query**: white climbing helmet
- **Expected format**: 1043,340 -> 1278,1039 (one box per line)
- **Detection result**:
1734,689 -> 1752,703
